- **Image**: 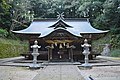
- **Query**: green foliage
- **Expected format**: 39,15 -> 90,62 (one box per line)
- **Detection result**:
30,0 -> 80,18
92,0 -> 120,50
94,0 -> 120,30
110,49 -> 120,57
93,14 -> 107,30
92,34 -> 111,54
110,35 -> 120,48
9,0 -> 33,31
0,0 -> 11,30
93,34 -> 120,57
92,34 -> 111,45
0,28 -> 8,37
0,38 -> 28,58
0,0 -> 10,13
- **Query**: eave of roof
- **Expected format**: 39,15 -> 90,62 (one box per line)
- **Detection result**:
12,18 -> 109,38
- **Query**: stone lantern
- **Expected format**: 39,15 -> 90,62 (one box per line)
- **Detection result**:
81,39 -> 92,68
29,40 -> 41,69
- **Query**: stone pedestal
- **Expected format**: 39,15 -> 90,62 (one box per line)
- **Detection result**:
29,53 -> 41,69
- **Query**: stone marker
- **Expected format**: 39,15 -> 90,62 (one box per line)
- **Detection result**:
101,44 -> 110,56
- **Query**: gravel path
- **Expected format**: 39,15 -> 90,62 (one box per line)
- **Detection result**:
0,65 -> 85,80
0,65 -> 120,80
32,65 -> 85,80
80,66 -> 120,80
0,66 -> 39,80
1,56 -> 120,80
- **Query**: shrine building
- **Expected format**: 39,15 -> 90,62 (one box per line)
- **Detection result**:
12,14 -> 108,62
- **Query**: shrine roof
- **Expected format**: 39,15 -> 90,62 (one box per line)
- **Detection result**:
12,18 -> 109,38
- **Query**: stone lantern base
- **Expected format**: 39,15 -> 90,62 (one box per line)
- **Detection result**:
29,64 -> 43,69
81,63 -> 92,69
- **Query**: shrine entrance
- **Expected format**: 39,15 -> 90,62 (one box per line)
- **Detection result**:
46,40 -> 74,62
44,29 -> 79,62
52,45 -> 70,61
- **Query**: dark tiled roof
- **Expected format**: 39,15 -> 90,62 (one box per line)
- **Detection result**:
12,18 -> 109,37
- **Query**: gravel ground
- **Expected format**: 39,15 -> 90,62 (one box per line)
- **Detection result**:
80,66 -> 120,80
0,65 -> 84,80
0,66 -> 39,80
0,56 -> 120,80
0,65 -> 120,80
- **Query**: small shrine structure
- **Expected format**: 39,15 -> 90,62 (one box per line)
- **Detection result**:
12,13 -> 108,62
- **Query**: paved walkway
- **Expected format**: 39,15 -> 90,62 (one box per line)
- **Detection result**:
32,65 -> 85,80
0,56 -> 120,80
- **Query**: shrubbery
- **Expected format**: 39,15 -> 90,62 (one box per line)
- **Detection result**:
0,29 -> 8,38
92,34 -> 111,53
92,34 -> 120,57
110,49 -> 120,57
0,38 -> 28,58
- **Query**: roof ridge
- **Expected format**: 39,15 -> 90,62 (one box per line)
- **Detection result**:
33,18 -> 89,21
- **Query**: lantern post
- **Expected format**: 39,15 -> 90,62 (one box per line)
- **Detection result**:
81,39 -> 92,68
29,40 -> 41,69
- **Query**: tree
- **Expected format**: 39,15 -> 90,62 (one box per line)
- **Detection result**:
0,0 -> 11,30
78,0 -> 103,20
10,0 -> 33,31
30,0 -> 81,18
93,0 -> 120,31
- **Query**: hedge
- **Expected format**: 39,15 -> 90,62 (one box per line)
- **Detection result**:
0,42 -> 28,58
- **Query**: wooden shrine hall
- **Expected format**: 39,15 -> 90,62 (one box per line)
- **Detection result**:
12,14 -> 108,62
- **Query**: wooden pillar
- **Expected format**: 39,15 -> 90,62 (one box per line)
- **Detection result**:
45,46 -> 50,62
68,48 -> 71,60
50,48 -> 52,60
69,45 -> 75,62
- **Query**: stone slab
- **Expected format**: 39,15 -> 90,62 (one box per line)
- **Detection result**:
32,65 -> 85,80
